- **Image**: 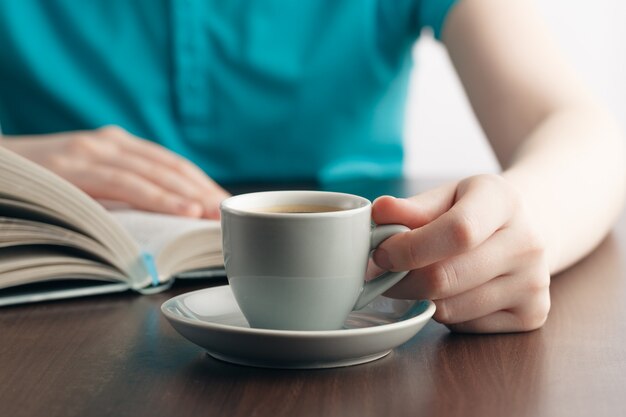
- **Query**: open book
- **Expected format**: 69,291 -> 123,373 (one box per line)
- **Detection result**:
0,146 -> 224,306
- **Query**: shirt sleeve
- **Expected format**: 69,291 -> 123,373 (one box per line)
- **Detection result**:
418,0 -> 459,40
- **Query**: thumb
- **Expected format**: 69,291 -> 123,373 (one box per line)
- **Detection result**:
371,181 -> 459,228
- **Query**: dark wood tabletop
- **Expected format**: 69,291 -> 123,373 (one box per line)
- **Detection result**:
2,179 -> 626,417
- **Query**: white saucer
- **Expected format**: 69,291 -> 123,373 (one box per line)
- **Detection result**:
161,285 -> 435,369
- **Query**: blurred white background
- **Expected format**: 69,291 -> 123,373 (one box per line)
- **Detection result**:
404,0 -> 626,178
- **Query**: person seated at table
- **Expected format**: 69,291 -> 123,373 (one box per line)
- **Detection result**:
0,0 -> 623,333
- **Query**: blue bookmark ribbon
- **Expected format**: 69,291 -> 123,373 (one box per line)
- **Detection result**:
141,252 -> 160,287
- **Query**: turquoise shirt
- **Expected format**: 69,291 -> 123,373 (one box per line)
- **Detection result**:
0,0 -> 457,183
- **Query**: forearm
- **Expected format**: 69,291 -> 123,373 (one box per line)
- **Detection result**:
502,105 -> 626,274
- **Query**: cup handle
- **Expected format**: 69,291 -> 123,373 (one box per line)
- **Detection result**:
353,224 -> 411,310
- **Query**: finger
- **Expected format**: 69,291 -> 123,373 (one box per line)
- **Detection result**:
68,164 -> 203,217
431,267 -> 549,328
365,258 -> 385,281
371,182 -> 458,228
446,311 -> 523,334
98,126 -> 229,196
431,275 -> 515,325
447,289 -> 550,333
374,176 -> 515,271
94,152 -> 223,219
383,226 -> 528,300
96,152 -> 204,201
97,126 -> 228,218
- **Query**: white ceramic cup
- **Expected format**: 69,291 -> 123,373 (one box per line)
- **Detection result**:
220,191 -> 410,331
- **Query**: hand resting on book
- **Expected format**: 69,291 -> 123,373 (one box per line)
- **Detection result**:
2,125 -> 229,219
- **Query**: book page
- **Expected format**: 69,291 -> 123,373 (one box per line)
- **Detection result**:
0,217 -> 122,271
109,210 -> 222,281
110,210 -> 220,255
0,147 -> 146,286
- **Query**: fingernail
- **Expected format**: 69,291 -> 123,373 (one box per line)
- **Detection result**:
373,248 -> 393,270
177,201 -> 202,217
205,206 -> 221,219
201,200 -> 222,219
373,195 -> 395,205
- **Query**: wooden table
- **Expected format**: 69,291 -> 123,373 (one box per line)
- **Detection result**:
2,179 -> 626,417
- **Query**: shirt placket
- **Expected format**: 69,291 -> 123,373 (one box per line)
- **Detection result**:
172,0 -> 213,141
